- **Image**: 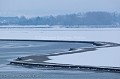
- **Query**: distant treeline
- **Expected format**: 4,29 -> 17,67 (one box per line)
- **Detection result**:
0,12 -> 120,26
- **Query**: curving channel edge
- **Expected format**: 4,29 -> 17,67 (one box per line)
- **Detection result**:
4,39 -> 120,73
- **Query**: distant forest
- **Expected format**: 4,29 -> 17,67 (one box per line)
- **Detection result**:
0,12 -> 120,26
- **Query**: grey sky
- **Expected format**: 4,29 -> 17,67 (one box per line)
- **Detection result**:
0,0 -> 120,17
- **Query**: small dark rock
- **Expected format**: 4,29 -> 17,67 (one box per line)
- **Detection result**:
68,48 -> 77,51
16,57 -> 22,61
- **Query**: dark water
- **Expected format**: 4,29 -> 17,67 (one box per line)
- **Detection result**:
0,41 -> 120,79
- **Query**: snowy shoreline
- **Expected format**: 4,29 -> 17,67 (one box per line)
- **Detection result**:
10,41 -> 120,73
46,46 -> 120,67
0,27 -> 120,43
0,27 -> 120,72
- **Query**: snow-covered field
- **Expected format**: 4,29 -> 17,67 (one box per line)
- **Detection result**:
0,27 -> 120,43
0,27 -> 120,67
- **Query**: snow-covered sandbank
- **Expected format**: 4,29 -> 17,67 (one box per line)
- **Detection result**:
0,27 -> 120,68
46,47 -> 120,67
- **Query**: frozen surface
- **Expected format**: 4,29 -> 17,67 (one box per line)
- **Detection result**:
46,47 -> 120,67
0,27 -> 120,67
0,27 -> 120,43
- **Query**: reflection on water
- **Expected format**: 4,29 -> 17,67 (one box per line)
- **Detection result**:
0,41 -> 120,79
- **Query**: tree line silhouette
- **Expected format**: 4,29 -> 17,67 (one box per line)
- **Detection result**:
0,12 -> 120,26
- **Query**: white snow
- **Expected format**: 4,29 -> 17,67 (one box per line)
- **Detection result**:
0,27 -> 120,43
0,26 -> 120,67
24,59 -> 34,62
46,47 -> 120,67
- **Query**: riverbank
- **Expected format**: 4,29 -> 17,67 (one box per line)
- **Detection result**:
0,27 -> 120,73
9,40 -> 120,73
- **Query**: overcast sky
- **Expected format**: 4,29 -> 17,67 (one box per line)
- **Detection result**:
0,0 -> 120,17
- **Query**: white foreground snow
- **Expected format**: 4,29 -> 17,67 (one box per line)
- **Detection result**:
46,47 -> 120,67
0,26 -> 120,67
